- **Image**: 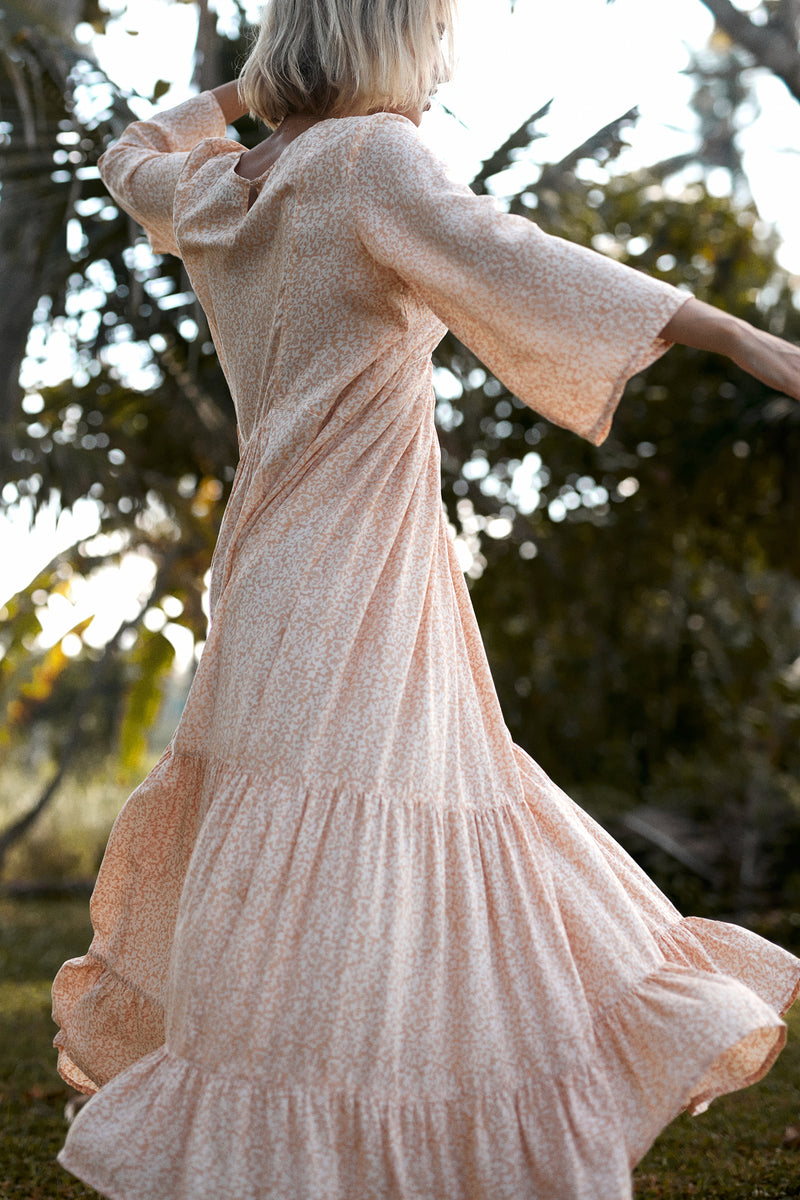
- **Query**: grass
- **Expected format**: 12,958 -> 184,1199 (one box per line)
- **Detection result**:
1,897 -> 799,1199
633,1004 -> 800,1198
0,898 -> 101,1199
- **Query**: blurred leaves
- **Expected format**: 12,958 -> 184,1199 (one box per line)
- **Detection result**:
697,0 -> 800,106
433,49 -> 800,916
0,2 -> 248,780
118,629 -> 176,773
1,0 -> 800,909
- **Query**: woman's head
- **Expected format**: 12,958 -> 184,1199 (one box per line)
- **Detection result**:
239,0 -> 457,127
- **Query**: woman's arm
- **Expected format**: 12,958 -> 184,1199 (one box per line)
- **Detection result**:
98,91 -> 229,255
661,298 -> 800,402
210,81 -> 249,124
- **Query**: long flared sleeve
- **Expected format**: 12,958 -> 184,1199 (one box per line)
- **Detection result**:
97,91 -> 229,257
349,115 -> 693,445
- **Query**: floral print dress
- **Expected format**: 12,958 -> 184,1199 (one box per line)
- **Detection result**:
52,91 -> 800,1200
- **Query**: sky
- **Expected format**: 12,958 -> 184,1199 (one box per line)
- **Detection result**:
3,0 -> 800,652
81,0 -> 800,263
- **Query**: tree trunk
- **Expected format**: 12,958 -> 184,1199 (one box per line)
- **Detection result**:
698,0 -> 800,104
192,0 -> 220,94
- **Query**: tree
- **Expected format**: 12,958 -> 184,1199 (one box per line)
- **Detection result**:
1,1 -> 799,916
0,0 -> 255,869
697,0 -> 800,103
435,42 -> 800,917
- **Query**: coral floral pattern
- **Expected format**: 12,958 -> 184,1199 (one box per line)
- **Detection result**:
53,92 -> 800,1200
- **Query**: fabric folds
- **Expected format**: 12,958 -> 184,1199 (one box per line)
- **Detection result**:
53,90 -> 800,1200
54,753 -> 800,1198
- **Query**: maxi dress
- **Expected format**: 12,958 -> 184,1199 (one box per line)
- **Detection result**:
52,91 -> 800,1200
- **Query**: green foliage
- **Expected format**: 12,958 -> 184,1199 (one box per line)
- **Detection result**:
433,108 -> 800,915
0,1 -> 257,796
118,629 -> 175,774
1,1 -> 800,916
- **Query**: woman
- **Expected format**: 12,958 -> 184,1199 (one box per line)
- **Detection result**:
53,0 -> 800,1196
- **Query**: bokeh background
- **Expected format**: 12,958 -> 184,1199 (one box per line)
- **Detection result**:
3,0 -> 800,931
2,2 -> 800,1197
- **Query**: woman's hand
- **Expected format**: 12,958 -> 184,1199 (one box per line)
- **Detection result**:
726,319 -> 800,403
661,297 -> 800,402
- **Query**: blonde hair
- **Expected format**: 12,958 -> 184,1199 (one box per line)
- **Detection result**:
239,0 -> 457,128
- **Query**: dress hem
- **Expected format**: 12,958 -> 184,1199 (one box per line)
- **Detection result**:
55,929 -> 799,1198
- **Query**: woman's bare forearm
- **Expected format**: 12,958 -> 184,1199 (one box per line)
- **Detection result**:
660,296 -> 800,402
210,80 -> 249,124
660,297 -> 741,356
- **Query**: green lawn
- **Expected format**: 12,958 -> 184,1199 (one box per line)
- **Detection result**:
1,897 -> 799,1199
633,1006 -> 800,1199
0,898 -> 100,1199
